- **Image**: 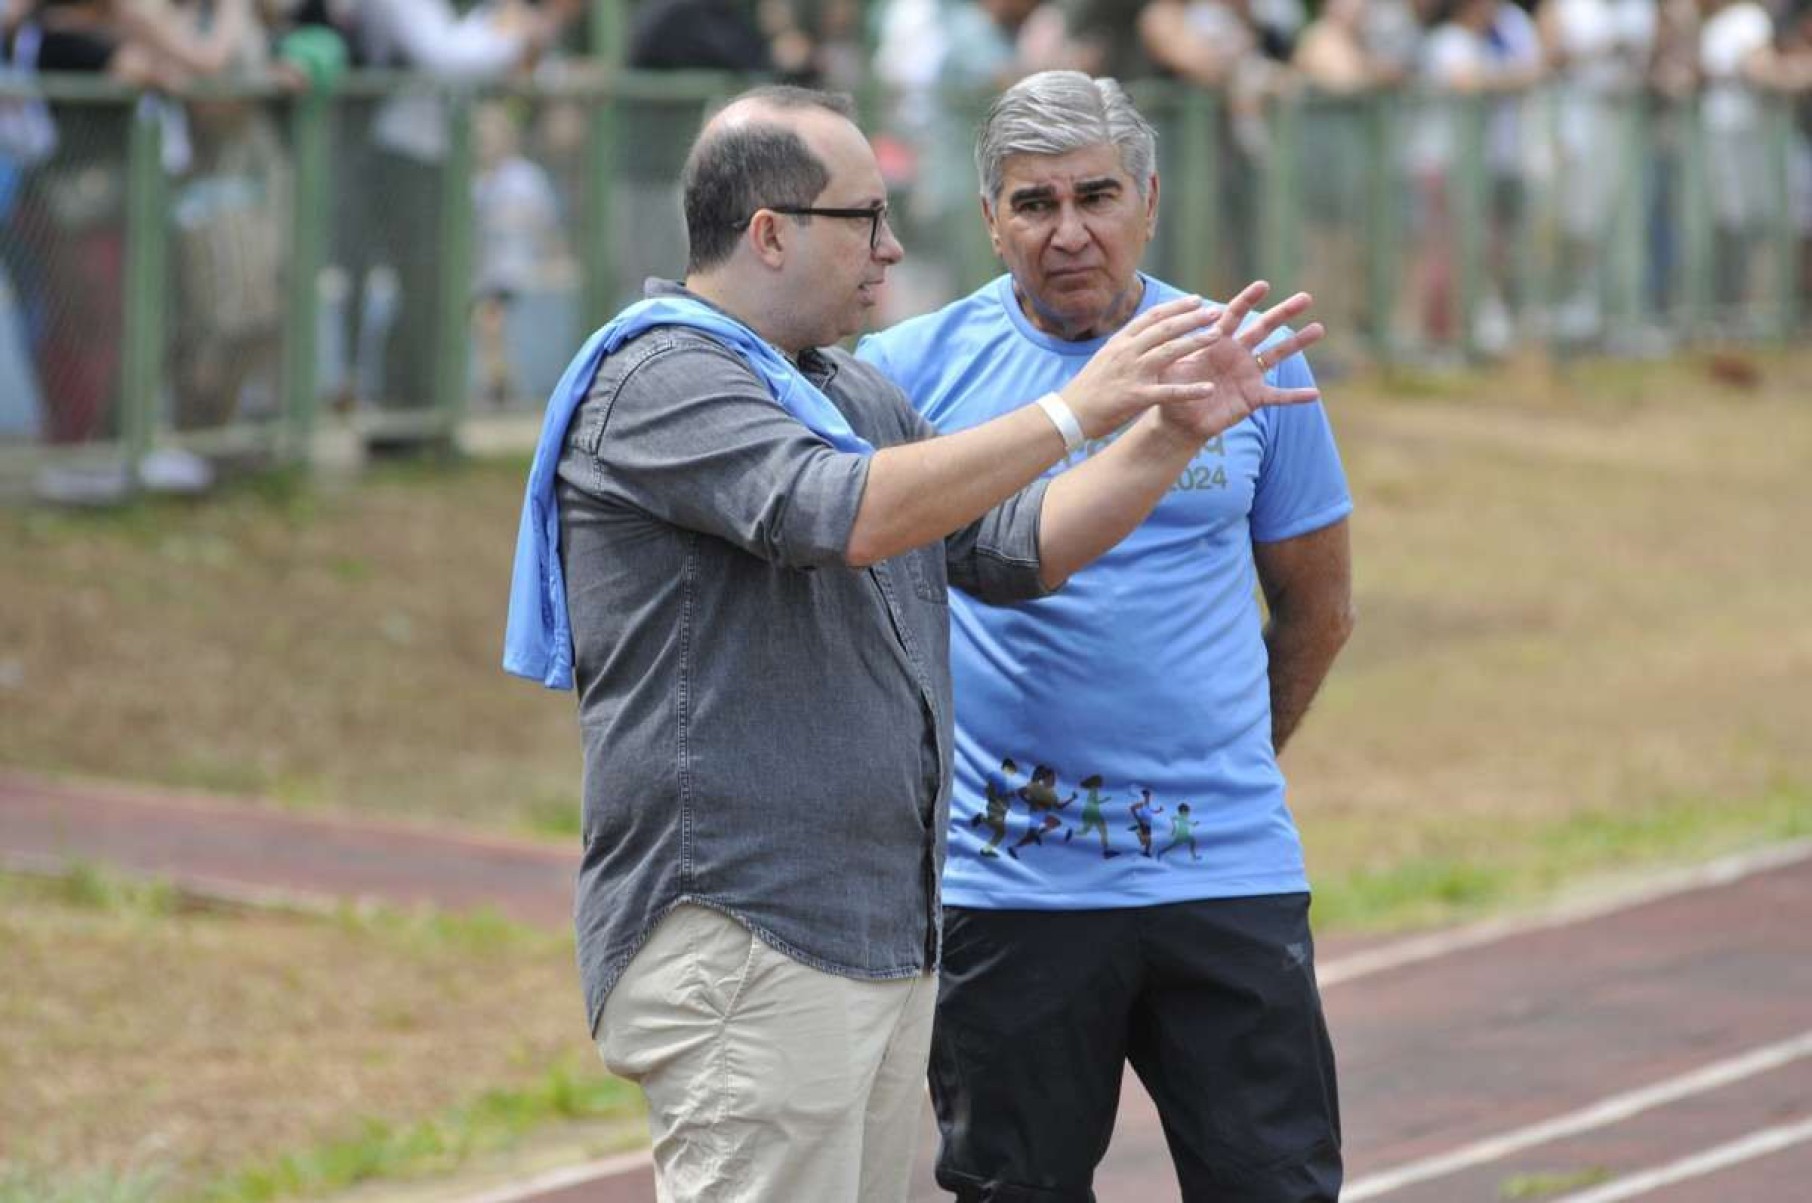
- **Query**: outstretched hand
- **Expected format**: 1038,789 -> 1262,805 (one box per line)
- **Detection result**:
1156,280 -> 1325,441
1058,296 -> 1225,439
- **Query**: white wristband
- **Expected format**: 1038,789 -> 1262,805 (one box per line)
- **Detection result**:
1033,392 -> 1086,454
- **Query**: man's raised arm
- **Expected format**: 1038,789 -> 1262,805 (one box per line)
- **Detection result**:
845,296 -> 1218,567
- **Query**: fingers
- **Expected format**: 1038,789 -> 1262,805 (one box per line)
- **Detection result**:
1121,295 -> 1205,338
1238,291 -> 1315,352
1252,321 -> 1326,371
1215,279 -> 1270,339
1121,296 -> 1219,357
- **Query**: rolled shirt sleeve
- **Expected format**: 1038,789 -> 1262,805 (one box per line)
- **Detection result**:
945,477 -> 1054,606
561,332 -> 871,569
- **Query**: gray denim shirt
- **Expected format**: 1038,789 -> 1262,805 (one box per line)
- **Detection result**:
558,283 -> 1051,1034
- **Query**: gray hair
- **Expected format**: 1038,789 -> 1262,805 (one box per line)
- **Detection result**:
975,71 -> 1158,204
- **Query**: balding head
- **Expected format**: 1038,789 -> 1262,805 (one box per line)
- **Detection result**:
682,86 -> 859,272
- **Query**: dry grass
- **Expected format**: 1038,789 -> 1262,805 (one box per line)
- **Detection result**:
3,347 -> 1812,891
0,459 -> 582,834
2,351 -> 1809,875
1284,349 -> 1812,920
0,870 -> 641,1201
2,349 -> 1810,1199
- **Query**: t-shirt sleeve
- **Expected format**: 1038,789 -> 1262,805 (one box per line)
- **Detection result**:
854,333 -> 903,398
1249,350 -> 1353,544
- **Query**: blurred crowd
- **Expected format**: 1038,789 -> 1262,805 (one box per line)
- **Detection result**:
2,0 -> 1812,489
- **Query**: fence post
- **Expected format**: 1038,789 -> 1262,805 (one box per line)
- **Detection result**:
1364,89 -> 1398,365
589,0 -> 626,65
1261,88 -> 1301,293
581,79 -> 619,328
281,86 -> 331,464
1680,95 -> 1711,338
120,98 -> 168,476
1176,85 -> 1218,296
1605,92 -> 1646,340
1455,93 -> 1487,360
1768,93 -> 1799,343
431,89 -> 476,444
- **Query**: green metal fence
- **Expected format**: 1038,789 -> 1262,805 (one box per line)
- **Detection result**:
1,71 -> 1806,498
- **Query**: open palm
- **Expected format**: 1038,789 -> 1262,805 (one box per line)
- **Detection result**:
1160,280 -> 1326,440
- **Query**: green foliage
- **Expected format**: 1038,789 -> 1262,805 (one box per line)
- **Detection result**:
1314,783 -> 1812,933
201,1060 -> 638,1202
0,1164 -> 170,1203
327,898 -> 558,957
1498,1167 -> 1615,1198
1315,855 -> 1509,931
520,791 -> 582,840
0,863 -> 183,918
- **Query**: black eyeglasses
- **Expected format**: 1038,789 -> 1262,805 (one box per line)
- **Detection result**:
736,203 -> 890,250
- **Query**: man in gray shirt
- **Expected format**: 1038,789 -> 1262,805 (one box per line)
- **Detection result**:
506,83 -> 1324,1202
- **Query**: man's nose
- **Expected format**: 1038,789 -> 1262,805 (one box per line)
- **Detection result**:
1051,204 -> 1090,252
874,216 -> 905,263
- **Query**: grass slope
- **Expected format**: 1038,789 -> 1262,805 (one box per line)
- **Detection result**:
0,869 -> 642,1202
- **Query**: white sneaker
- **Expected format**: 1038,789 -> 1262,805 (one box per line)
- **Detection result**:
1472,294 -> 1513,357
137,447 -> 214,495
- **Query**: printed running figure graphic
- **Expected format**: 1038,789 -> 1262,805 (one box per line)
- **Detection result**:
1017,764 -> 1077,815
1007,813 -> 1063,859
973,757 -> 1021,858
1126,788 -> 1163,857
1156,802 -> 1202,861
1065,774 -> 1122,859
1003,766 -> 1075,859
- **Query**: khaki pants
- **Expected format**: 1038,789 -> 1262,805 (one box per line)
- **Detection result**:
598,904 -> 935,1203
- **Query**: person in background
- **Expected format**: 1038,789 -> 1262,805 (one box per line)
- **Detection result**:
1642,0 -> 1700,317
339,0 -> 579,411
469,97 -> 566,404
1410,0 -> 1541,352
858,69 -> 1353,1202
164,0 -> 296,449
7,0 -> 283,499
618,0 -> 783,307
1293,0 -> 1391,355
1537,0 -> 1656,342
1696,0 -> 1812,316
1138,0 -> 1282,287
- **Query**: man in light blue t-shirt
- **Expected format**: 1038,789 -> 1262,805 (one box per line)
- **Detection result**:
858,71 -> 1354,1202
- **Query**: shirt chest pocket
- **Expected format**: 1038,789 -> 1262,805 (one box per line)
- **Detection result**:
904,544 -> 949,605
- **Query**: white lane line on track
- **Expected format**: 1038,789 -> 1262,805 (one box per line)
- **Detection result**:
457,1149 -> 654,1203
1342,1030 -> 1812,1201
1549,1115 -> 1812,1203
1317,839 -> 1812,989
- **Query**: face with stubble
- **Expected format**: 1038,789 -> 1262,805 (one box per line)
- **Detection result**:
984,141 -> 1158,342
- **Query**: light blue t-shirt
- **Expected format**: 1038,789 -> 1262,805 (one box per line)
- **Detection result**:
857,274 -> 1352,910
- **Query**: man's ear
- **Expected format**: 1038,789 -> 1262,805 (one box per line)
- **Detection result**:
748,209 -> 789,269
981,195 -> 1002,259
